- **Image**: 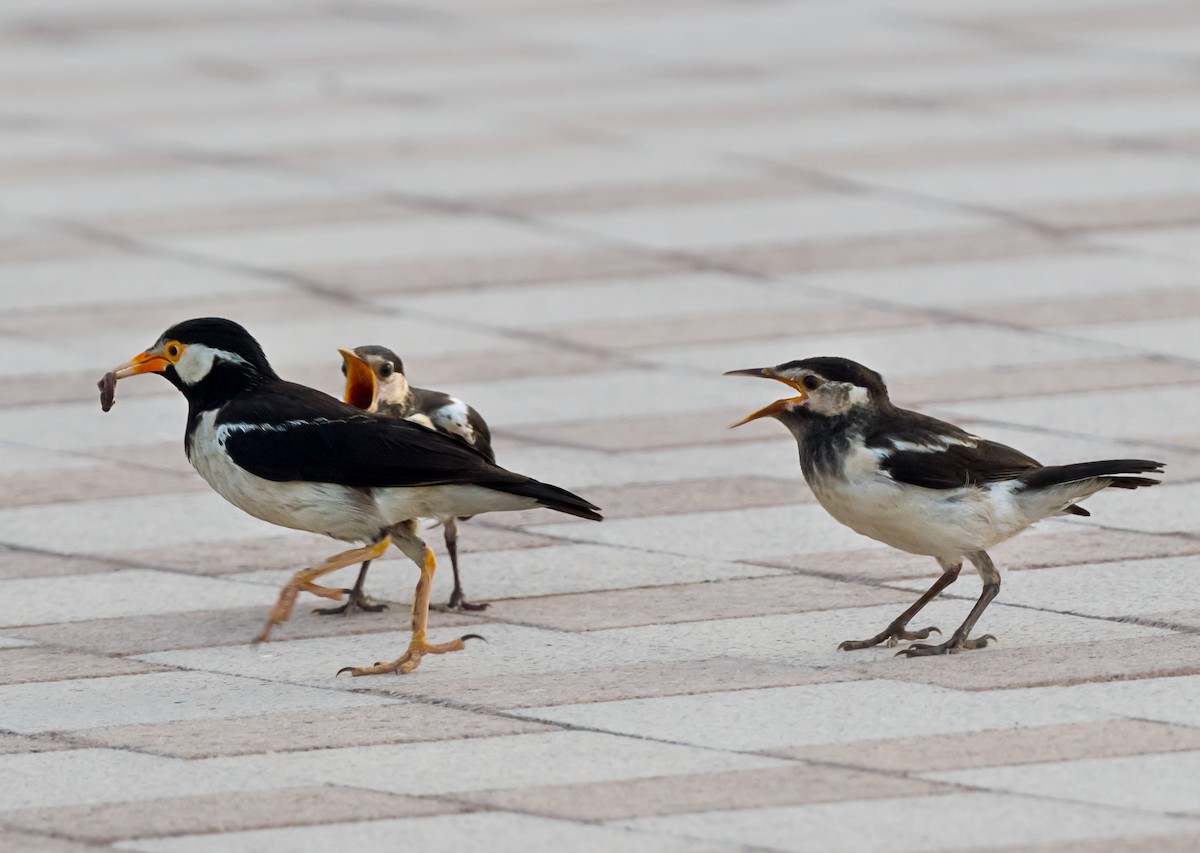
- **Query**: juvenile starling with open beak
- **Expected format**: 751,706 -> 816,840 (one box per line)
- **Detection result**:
333,345 -> 496,613
728,357 -> 1163,656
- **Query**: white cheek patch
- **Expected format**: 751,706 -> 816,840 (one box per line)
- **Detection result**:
846,384 -> 871,405
174,344 -> 249,385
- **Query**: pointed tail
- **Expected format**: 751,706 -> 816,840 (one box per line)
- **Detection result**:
490,478 -> 602,521
1019,459 -> 1165,492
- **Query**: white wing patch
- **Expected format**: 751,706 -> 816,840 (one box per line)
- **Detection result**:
874,434 -> 978,460
214,418 -> 341,449
429,398 -> 476,445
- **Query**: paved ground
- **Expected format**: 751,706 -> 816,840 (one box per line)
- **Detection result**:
2,0 -> 1200,850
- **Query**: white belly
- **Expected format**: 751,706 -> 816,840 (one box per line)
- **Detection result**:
807,445 -> 1034,558
186,411 -> 533,542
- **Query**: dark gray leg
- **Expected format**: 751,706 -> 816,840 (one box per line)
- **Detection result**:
444,518 -> 489,612
898,551 -> 1000,657
839,558 -> 960,651
313,559 -> 389,616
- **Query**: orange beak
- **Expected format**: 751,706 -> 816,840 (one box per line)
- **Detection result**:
724,367 -> 808,428
111,349 -> 173,379
339,348 -> 378,412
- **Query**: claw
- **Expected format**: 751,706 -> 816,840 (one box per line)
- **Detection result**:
461,633 -> 487,644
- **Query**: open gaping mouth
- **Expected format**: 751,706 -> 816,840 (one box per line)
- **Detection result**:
723,367 -> 808,427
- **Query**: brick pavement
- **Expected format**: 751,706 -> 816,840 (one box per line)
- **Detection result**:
2,0 -> 1200,850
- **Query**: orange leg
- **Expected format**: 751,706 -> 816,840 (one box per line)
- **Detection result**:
338,545 -> 481,676
253,537 -> 391,644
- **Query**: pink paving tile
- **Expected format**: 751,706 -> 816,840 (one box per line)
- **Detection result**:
781,719 -> 1200,774
0,733 -> 74,756
0,647 -> 166,686
2,605 -> 481,656
847,633 -> 1200,692
0,829 -> 100,853
0,465 -> 203,510
1,787 -> 467,844
67,703 -> 549,759
0,548 -> 129,581
486,574 -> 912,632
402,657 -> 854,709
960,833 -> 1200,853
779,132 -> 1098,174
1029,195 -> 1200,233
96,197 -> 416,238
458,764 -> 948,821
967,287 -> 1200,329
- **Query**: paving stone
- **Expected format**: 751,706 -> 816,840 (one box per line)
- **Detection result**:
849,633 -> 1200,692
0,671 -> 396,734
926,751 -> 1200,815
0,828 -> 104,853
3,787 -> 465,844
201,730 -> 789,797
585,600 -> 1168,673
1031,674 -> 1200,728
515,680 -> 1117,752
399,658 -> 851,709
535,503 -> 885,561
3,605 -> 480,656
132,624 -> 722,692
0,732 -> 74,756
782,720 -> 1200,774
230,543 -> 788,605
458,764 -> 948,821
69,702 -> 549,759
488,574 -> 911,632
962,833 -> 1200,853
760,528 -> 1200,582
0,647 -> 166,685
116,812 -> 724,853
618,793 -> 1200,853
0,749 -> 280,811
0,570 -> 270,627
920,556 -> 1200,620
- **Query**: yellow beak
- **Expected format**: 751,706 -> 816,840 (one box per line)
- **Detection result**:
724,367 -> 808,428
339,348 -> 378,412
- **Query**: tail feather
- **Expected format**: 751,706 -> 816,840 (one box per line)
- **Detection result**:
490,478 -> 602,522
1020,459 -> 1165,492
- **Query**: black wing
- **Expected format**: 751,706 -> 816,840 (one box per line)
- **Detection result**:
218,382 -> 511,489
866,407 -> 1040,490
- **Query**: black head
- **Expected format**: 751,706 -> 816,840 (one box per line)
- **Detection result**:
109,317 -> 278,408
725,356 -> 889,428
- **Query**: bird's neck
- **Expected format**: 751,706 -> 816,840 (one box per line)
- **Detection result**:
786,407 -> 872,482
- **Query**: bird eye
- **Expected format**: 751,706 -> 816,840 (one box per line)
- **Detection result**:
802,375 -> 822,391
166,343 -> 181,359
380,363 -> 394,378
